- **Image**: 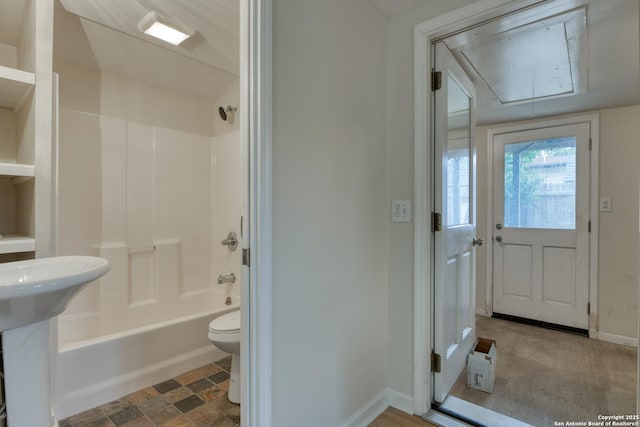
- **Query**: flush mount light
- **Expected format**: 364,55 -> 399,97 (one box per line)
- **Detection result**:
137,11 -> 194,46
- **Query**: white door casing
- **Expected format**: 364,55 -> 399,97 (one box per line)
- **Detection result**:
492,122 -> 590,330
240,0 -> 273,425
432,42 -> 478,404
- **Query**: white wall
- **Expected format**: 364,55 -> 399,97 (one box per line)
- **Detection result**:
271,0 -> 388,425
386,0 -> 476,397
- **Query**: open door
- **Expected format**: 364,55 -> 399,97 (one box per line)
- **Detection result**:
432,41 -> 479,403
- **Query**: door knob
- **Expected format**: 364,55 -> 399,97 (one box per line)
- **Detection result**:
495,235 -> 503,242
473,238 -> 484,247
496,223 -> 503,230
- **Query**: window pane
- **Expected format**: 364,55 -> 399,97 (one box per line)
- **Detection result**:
446,75 -> 471,226
447,149 -> 470,226
503,137 -> 576,229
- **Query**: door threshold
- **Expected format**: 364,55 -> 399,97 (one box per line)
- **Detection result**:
423,408 -> 474,427
434,396 -> 534,427
492,312 -> 588,336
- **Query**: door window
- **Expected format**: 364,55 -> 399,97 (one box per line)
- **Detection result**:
446,74 -> 471,227
447,149 -> 470,226
503,137 -> 576,229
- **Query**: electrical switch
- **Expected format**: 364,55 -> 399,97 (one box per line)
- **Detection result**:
392,200 -> 412,223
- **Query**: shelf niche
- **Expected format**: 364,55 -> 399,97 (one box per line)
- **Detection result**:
0,176 -> 35,254
0,65 -> 35,111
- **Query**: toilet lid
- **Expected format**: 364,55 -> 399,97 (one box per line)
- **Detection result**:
209,310 -> 240,334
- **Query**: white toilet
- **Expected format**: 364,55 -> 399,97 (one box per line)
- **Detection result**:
208,309 -> 241,404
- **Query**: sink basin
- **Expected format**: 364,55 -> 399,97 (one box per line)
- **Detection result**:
0,256 -> 110,331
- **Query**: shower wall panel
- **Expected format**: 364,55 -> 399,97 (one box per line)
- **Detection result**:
58,109 -> 238,348
211,130 -> 242,287
153,126 -> 213,296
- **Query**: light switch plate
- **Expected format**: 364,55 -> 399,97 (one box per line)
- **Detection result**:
392,200 -> 412,223
599,196 -> 612,212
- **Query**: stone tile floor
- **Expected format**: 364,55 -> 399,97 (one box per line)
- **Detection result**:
60,356 -> 239,427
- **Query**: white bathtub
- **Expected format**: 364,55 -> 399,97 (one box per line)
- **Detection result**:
54,304 -> 239,419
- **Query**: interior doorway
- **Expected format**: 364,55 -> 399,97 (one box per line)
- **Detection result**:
414,0 -> 640,425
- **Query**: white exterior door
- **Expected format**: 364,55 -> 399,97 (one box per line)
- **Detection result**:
492,123 -> 590,330
433,42 -> 479,403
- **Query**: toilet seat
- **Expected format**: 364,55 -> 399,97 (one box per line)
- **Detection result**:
209,310 -> 240,334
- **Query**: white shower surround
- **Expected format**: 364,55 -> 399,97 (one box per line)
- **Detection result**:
55,108 -> 241,417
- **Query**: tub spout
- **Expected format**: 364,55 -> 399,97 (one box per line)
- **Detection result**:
218,273 -> 236,284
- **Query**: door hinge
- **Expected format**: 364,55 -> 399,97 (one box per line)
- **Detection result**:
431,70 -> 442,91
431,212 -> 442,232
588,302 -> 591,314
588,138 -> 592,151
588,221 -> 591,233
431,351 -> 441,373
242,248 -> 251,267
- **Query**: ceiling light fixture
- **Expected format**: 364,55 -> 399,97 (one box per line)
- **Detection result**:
137,11 -> 194,46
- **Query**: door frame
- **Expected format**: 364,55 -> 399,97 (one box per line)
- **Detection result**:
412,0 -> 640,419
484,114 -> 600,337
240,0 -> 272,426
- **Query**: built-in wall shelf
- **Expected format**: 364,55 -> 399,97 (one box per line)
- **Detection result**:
0,65 -> 35,111
0,162 -> 35,179
0,235 -> 35,254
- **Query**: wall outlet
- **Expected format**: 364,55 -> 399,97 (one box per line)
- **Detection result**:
599,196 -> 612,212
392,200 -> 412,223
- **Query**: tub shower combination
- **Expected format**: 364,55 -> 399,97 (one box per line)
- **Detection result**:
55,108 -> 242,418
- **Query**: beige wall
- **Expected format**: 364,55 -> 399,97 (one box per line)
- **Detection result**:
596,106 -> 640,338
271,0 -> 388,425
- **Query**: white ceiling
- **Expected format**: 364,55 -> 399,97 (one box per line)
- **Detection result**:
458,9 -> 586,103
54,0 -> 239,102
445,0 -> 640,125
59,0 -> 239,76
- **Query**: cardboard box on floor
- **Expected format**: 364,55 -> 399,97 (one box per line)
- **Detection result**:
467,337 -> 497,393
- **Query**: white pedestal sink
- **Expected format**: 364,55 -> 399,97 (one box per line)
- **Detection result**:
0,256 -> 110,427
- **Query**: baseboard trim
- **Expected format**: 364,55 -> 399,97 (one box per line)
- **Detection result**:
56,345 -> 225,419
339,390 -> 388,427
475,307 -> 488,317
597,331 -> 638,348
385,388 -> 414,415
338,388 -> 415,427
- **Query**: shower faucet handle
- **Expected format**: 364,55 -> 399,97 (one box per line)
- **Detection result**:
221,231 -> 238,251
